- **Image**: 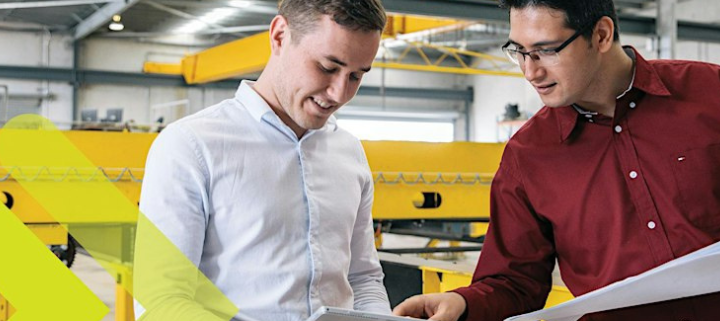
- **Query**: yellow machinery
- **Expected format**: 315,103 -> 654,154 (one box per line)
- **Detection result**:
364,141 -> 503,251
143,14 -> 520,83
0,131 -> 571,321
379,252 -> 574,309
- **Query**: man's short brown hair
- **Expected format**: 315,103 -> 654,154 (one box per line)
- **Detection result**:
278,0 -> 386,42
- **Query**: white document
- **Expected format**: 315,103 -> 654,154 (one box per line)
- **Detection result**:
505,241 -> 720,321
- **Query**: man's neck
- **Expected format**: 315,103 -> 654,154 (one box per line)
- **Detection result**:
252,73 -> 307,139
575,45 -> 635,117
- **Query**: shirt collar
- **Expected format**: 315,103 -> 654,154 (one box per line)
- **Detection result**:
557,105 -> 581,142
234,80 -> 338,137
625,46 -> 671,97
235,80 -> 274,123
556,46 -> 671,142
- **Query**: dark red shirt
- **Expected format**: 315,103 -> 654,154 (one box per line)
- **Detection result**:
454,47 -> 720,320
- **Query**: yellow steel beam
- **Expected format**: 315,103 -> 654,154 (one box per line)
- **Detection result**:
362,141 -> 504,221
375,40 -> 523,77
0,131 -> 155,224
418,265 -> 573,308
408,41 -> 510,62
27,223 -> 67,245
142,14 -> 522,82
181,31 -> 270,84
373,61 -> 523,77
3,133 -> 505,223
142,62 -> 182,75
109,263 -> 134,321
384,14 -> 465,38
145,56 -> 522,80
546,285 -> 575,308
0,296 -> 11,321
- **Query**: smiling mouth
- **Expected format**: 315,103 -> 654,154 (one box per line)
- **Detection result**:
536,83 -> 557,90
308,97 -> 336,115
312,97 -> 335,110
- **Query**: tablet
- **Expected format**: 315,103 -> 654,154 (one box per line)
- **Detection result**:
306,306 -> 425,321
236,310 -> 264,321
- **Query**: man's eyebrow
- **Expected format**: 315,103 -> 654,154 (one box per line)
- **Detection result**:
326,55 -> 372,72
326,55 -> 347,67
506,38 -> 563,48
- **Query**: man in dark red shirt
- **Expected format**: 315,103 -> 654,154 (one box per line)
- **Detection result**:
393,0 -> 720,320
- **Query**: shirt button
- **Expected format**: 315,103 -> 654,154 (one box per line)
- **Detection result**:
585,114 -> 592,118
588,119 -> 594,123
629,102 -> 637,108
614,125 -> 623,133
648,221 -> 656,229
629,171 -> 638,179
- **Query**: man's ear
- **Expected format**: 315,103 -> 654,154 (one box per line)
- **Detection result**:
594,16 -> 615,53
269,15 -> 290,55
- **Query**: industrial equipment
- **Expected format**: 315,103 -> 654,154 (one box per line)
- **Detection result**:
0,130 -> 570,321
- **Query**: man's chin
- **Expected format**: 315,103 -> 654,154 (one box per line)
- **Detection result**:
540,98 -> 570,108
297,118 -> 329,131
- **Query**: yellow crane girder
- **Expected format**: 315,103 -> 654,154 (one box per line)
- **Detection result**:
143,14 -> 521,83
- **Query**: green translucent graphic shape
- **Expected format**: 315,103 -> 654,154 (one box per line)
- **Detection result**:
0,206 -> 108,321
0,114 -> 238,321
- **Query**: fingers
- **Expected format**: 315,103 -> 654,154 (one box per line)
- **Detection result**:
428,293 -> 466,321
427,309 -> 454,321
393,295 -> 427,318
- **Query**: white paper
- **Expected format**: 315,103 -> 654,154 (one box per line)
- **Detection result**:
505,241 -> 720,321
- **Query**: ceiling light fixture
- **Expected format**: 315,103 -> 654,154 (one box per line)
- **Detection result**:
176,7 -> 238,34
228,0 -> 252,8
109,14 -> 124,31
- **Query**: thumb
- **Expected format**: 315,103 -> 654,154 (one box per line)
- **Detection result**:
393,297 -> 426,318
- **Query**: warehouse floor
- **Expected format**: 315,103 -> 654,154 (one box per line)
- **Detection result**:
73,253 -> 117,321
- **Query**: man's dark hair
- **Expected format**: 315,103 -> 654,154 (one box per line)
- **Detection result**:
278,0 -> 387,43
499,0 -> 620,42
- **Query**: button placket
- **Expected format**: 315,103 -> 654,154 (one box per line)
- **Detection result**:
612,117 -> 676,261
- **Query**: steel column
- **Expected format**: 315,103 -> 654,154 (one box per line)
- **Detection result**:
657,0 -> 678,59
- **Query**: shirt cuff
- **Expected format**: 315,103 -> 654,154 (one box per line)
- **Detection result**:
449,288 -> 471,321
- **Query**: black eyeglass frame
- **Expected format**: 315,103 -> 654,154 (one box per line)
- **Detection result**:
501,20 -> 598,65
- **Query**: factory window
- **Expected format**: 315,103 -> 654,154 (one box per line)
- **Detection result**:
336,119 -> 455,142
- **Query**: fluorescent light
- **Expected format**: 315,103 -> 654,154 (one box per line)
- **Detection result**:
176,20 -> 205,34
228,0 -> 252,8
175,7 -> 237,34
201,8 -> 236,23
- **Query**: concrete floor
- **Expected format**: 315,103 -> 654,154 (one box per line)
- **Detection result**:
72,253 -> 116,321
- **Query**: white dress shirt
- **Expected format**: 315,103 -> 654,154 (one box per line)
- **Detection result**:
135,81 -> 390,321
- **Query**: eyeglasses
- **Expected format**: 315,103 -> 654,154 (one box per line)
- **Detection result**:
502,22 -> 595,67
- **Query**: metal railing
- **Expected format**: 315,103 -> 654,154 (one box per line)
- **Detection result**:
0,166 -> 144,183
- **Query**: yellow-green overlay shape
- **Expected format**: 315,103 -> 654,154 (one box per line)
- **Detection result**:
0,205 -> 107,321
0,115 -> 238,321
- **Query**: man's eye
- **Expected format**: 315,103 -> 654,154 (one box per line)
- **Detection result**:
538,49 -> 556,55
320,65 -> 337,73
350,73 -> 360,81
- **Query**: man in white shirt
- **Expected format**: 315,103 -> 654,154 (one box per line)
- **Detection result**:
133,1 -> 389,320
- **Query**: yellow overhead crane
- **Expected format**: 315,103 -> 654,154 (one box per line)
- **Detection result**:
0,131 -> 571,321
143,14 -> 522,83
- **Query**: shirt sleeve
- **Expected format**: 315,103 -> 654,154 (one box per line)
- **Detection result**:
452,145 -> 556,321
133,124 -> 233,321
348,150 -> 392,314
